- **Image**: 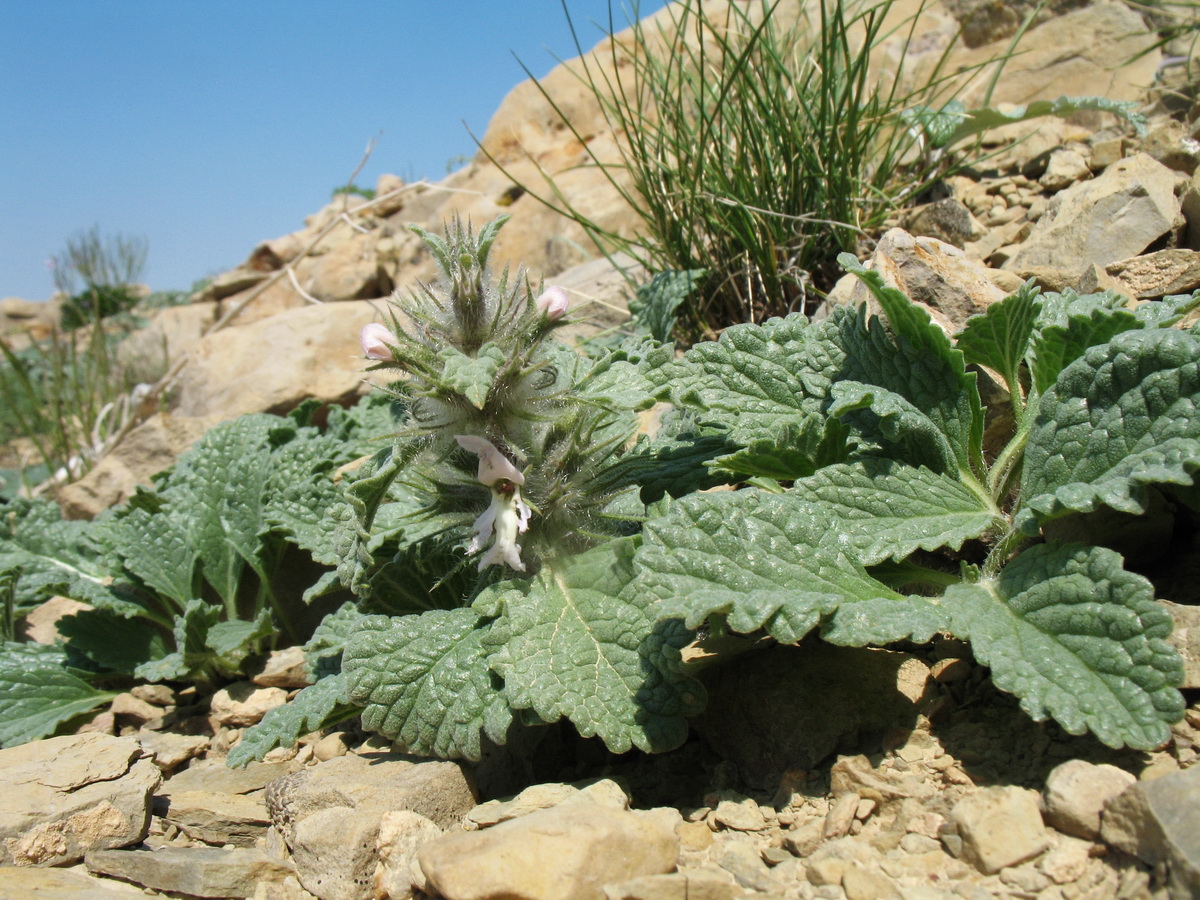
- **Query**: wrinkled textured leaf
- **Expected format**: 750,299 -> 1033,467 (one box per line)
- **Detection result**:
477,538 -> 702,754
836,256 -> 985,479
438,343 -> 505,409
788,461 -> 1001,565
635,490 -> 949,646
1029,303 -> 1141,397
227,673 -> 359,767
945,543 -> 1183,749
710,416 -> 853,481
344,609 -> 514,761
0,642 -> 117,747
956,282 -> 1042,398
104,507 -> 198,611
647,314 -> 842,440
1018,329 -> 1200,533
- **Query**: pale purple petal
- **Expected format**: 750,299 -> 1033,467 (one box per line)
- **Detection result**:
360,322 -> 397,360
535,285 -> 570,321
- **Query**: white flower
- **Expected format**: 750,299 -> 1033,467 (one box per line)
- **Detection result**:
455,434 -> 532,572
454,434 -> 524,486
468,484 -> 532,572
535,285 -> 570,320
360,322 -> 398,360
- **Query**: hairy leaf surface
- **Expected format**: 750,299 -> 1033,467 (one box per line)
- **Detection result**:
227,673 -> 359,767
945,543 -> 1183,749
344,609 -> 513,761
788,461 -> 1001,565
635,490 -> 949,646
477,538 -> 702,754
1018,329 -> 1200,532
956,283 -> 1041,398
0,642 -> 117,747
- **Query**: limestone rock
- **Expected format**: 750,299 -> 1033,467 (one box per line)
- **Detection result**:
85,846 -> 294,899
1004,154 -> 1184,279
1162,600 -> 1200,688
0,733 -> 160,867
0,865 -> 148,899
901,198 -> 987,249
1104,249 -> 1200,299
822,228 -> 1014,333
419,802 -> 678,900
16,595 -> 91,644
603,870 -> 739,900
159,759 -> 300,800
170,300 -> 381,421
137,731 -> 211,773
265,753 -> 476,900
1044,759 -> 1137,840
156,790 -> 272,847
466,778 -> 629,829
949,785 -> 1050,874
209,682 -> 288,728
56,412 -> 221,519
372,810 -> 443,900
1100,764 -> 1200,897
251,646 -> 310,689
1039,148 -> 1090,192
696,643 -> 929,782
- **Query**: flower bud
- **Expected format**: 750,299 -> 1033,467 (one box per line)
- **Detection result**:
535,285 -> 570,321
360,323 -> 397,360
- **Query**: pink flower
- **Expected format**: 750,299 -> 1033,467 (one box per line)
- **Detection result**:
360,322 -> 398,360
535,285 -> 570,321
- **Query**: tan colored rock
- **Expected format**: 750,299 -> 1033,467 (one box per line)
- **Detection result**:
85,846 -> 294,898
0,865 -> 149,898
823,228 -> 1013,334
1044,759 -> 1137,840
115,300 -> 216,377
209,682 -> 288,728
157,790 -> 272,847
170,300 -> 381,421
950,785 -> 1050,874
1163,600 -> 1200,688
603,871 -> 739,900
1004,154 -> 1185,279
137,731 -> 210,773
373,810 -> 442,900
251,646 -> 310,690
16,595 -> 91,644
1039,148 -> 1090,192
56,412 -> 220,519
0,734 -> 160,867
420,802 -> 678,900
1105,249 -> 1200,299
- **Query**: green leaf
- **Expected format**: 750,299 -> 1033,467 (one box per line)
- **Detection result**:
835,256 -> 985,479
1018,329 -> 1200,533
56,609 -> 170,675
134,599 -> 222,682
710,416 -> 853,481
955,282 -> 1042,398
647,314 -> 841,441
337,442 -> 420,597
438,343 -> 506,409
635,490 -> 950,646
1028,300 -> 1141,397
1132,291 -> 1200,329
227,673 -> 360,767
902,95 -> 1147,150
0,642 -> 118,748
628,269 -> 706,342
477,538 -> 703,754
343,609 -> 514,761
945,543 -> 1183,750
104,508 -> 198,611
788,461 -> 1001,565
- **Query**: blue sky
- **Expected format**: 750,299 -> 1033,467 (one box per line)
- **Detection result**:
1,1 -> 665,300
